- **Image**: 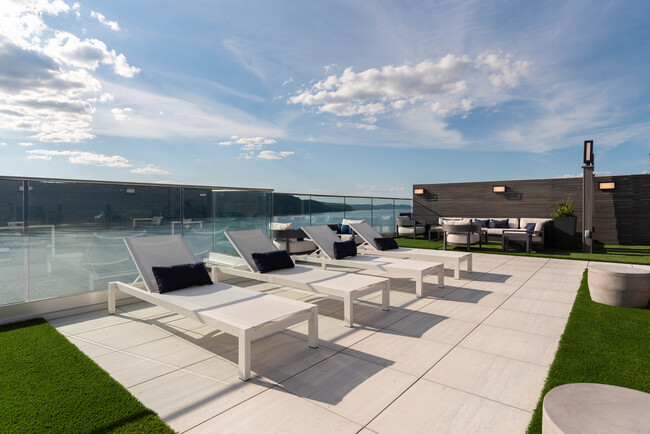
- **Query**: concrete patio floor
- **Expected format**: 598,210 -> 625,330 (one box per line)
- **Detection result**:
51,253 -> 588,433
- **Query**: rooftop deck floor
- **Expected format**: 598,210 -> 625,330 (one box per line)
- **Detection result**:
51,253 -> 588,433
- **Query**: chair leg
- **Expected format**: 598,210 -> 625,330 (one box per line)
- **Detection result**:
343,294 -> 353,327
108,282 -> 117,314
308,307 -> 319,348
381,282 -> 390,311
238,329 -> 252,381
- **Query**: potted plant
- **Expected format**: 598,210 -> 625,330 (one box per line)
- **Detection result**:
552,197 -> 577,250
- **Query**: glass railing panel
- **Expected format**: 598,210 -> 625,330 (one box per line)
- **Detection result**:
345,197 -> 372,223
27,181 -> 181,300
272,194 -> 311,228
309,196 -> 346,226
0,180 -> 26,306
182,188 -> 213,260
371,198 -> 395,235
212,190 -> 271,256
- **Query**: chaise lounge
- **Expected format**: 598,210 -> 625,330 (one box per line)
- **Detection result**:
350,221 -> 472,280
206,229 -> 390,327
297,225 -> 444,297
108,235 -> 318,381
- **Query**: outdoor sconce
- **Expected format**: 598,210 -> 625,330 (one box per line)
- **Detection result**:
199,193 -> 207,197
583,140 -> 594,166
125,187 -> 136,194
414,188 -> 425,195
599,182 -> 615,190
492,185 -> 506,193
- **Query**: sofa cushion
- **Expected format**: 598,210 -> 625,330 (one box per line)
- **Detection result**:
273,239 -> 317,254
474,218 -> 489,228
524,223 -> 536,234
252,250 -> 295,273
333,240 -> 357,259
342,218 -> 366,226
491,219 -> 509,228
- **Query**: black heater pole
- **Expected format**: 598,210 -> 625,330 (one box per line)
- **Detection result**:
582,140 -> 595,253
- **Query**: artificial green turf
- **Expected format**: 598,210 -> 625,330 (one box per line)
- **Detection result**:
526,270 -> 650,433
396,237 -> 650,265
0,318 -> 175,433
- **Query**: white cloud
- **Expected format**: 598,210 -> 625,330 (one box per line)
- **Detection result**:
18,142 -> 34,146
0,1 -> 139,143
257,150 -> 293,160
130,164 -> 169,175
27,149 -> 131,167
111,107 -> 133,121
90,11 -> 120,31
27,154 -> 51,160
218,136 -> 277,146
290,53 -> 531,144
282,78 -> 293,86
0,142 -> 7,146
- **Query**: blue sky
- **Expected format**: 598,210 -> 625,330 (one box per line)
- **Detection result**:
1,0 -> 649,197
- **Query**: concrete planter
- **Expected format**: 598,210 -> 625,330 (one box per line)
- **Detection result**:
553,216 -> 576,250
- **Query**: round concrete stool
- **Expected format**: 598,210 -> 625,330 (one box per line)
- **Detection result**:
588,263 -> 650,308
542,383 -> 650,434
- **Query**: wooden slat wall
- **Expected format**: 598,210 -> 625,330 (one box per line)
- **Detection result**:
413,174 -> 650,245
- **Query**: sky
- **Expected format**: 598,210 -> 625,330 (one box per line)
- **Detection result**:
1,0 -> 649,197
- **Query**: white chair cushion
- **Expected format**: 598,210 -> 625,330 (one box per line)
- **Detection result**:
270,222 -> 295,230
447,233 -> 480,245
342,218 -> 366,225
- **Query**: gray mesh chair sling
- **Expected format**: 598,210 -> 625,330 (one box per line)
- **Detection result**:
350,222 -> 472,280
298,225 -> 444,298
207,229 -> 390,328
108,235 -> 318,381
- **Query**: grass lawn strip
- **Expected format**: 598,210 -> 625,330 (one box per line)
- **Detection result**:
0,318 -> 174,433
396,238 -> 650,265
526,270 -> 650,433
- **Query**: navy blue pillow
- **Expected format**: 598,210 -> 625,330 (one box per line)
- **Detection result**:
151,262 -> 212,294
340,224 -> 353,234
491,219 -> 509,228
333,240 -> 357,259
474,219 -> 489,228
375,237 -> 399,251
252,250 -> 294,273
525,223 -> 536,234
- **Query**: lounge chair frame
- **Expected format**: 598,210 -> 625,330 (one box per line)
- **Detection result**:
206,229 -> 390,328
108,235 -> 318,381
297,225 -> 445,298
350,222 -> 472,280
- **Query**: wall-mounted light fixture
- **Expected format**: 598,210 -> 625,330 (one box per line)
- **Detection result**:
414,188 -> 425,195
125,187 -> 136,194
583,140 -> 594,166
199,193 -> 207,197
599,182 -> 615,190
492,185 -> 506,193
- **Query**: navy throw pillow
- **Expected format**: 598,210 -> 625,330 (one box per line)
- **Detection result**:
340,224 -> 353,234
491,219 -> 509,228
151,262 -> 212,294
525,223 -> 536,234
375,237 -> 399,251
252,250 -> 294,273
474,219 -> 489,228
333,240 -> 357,259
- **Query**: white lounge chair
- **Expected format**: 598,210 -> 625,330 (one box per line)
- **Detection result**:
108,235 -> 318,381
206,229 -> 390,328
350,221 -> 472,280
297,225 -> 444,298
